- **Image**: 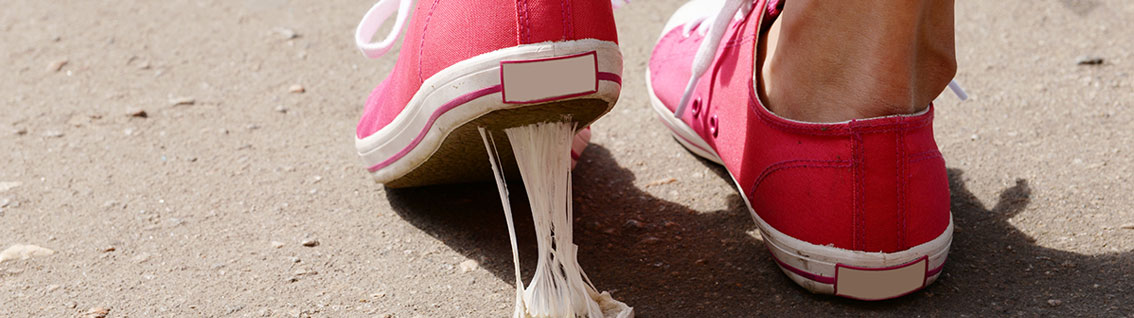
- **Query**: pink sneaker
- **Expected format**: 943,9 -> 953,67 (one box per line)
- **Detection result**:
353,0 -> 623,188
647,0 -> 955,300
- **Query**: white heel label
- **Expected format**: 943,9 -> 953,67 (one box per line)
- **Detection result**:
835,257 -> 928,300
500,51 -> 598,104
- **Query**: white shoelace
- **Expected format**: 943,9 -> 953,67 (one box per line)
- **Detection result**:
355,0 -> 631,59
673,0 -> 753,118
670,0 -> 967,118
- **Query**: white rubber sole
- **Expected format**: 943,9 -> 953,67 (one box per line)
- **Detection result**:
645,69 -> 952,300
357,39 -> 623,184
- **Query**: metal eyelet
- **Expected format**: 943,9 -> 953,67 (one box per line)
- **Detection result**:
709,115 -> 719,138
691,97 -> 702,118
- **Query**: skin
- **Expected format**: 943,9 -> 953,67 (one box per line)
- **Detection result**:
757,0 -> 958,122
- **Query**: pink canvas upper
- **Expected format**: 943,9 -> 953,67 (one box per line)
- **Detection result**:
357,0 -> 619,139
649,0 -> 950,253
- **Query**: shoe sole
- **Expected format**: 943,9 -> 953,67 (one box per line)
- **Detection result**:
357,40 -> 623,188
645,69 -> 952,300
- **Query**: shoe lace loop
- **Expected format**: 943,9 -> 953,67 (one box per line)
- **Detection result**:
673,0 -> 753,118
355,0 -> 631,59
355,0 -> 416,59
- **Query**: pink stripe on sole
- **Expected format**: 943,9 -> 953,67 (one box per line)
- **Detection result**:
367,74 -> 621,172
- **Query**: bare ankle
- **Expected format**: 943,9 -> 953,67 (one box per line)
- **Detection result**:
757,0 -> 957,122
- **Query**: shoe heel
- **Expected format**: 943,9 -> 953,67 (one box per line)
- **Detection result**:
500,51 -> 599,104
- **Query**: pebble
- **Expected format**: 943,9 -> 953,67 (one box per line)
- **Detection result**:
644,177 -> 677,187
623,219 -> 645,229
41,130 -> 64,138
289,84 -> 306,94
132,253 -> 151,264
86,306 -> 110,318
639,236 -> 661,244
1076,56 -> 1104,65
458,259 -> 479,273
0,181 -> 21,192
0,244 -> 55,263
14,127 -> 28,135
127,108 -> 148,118
274,105 -> 289,113
169,97 -> 196,106
301,239 -> 319,247
102,246 -> 116,253
1120,224 -> 1134,230
294,268 -> 318,276
47,59 -> 68,72
271,241 -> 285,248
273,27 -> 299,40
1047,299 -> 1063,306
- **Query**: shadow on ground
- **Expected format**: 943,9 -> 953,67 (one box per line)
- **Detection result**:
386,145 -> 1132,317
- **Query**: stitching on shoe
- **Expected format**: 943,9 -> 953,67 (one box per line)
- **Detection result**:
908,149 -> 943,164
851,128 -> 865,251
748,159 -> 853,195
746,89 -> 934,136
561,0 -> 573,40
897,118 -> 906,249
418,0 -> 442,83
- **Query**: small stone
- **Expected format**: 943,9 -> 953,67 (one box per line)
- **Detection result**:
132,253 -> 151,264
639,236 -> 661,244
1047,299 -> 1062,306
274,105 -> 288,113
102,246 -> 116,253
289,256 -> 301,263
46,284 -> 61,292
170,97 -> 196,106
0,181 -> 21,192
14,127 -> 28,135
644,177 -> 677,187
47,59 -> 68,72
0,244 -> 55,263
288,84 -> 305,94
273,27 -> 299,40
86,306 -> 110,318
623,219 -> 645,229
458,259 -> 479,273
1076,56 -> 1104,65
301,239 -> 319,247
1119,224 -> 1134,230
371,291 -> 387,299
294,268 -> 318,276
271,241 -> 285,249
127,108 -> 148,118
41,130 -> 64,138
